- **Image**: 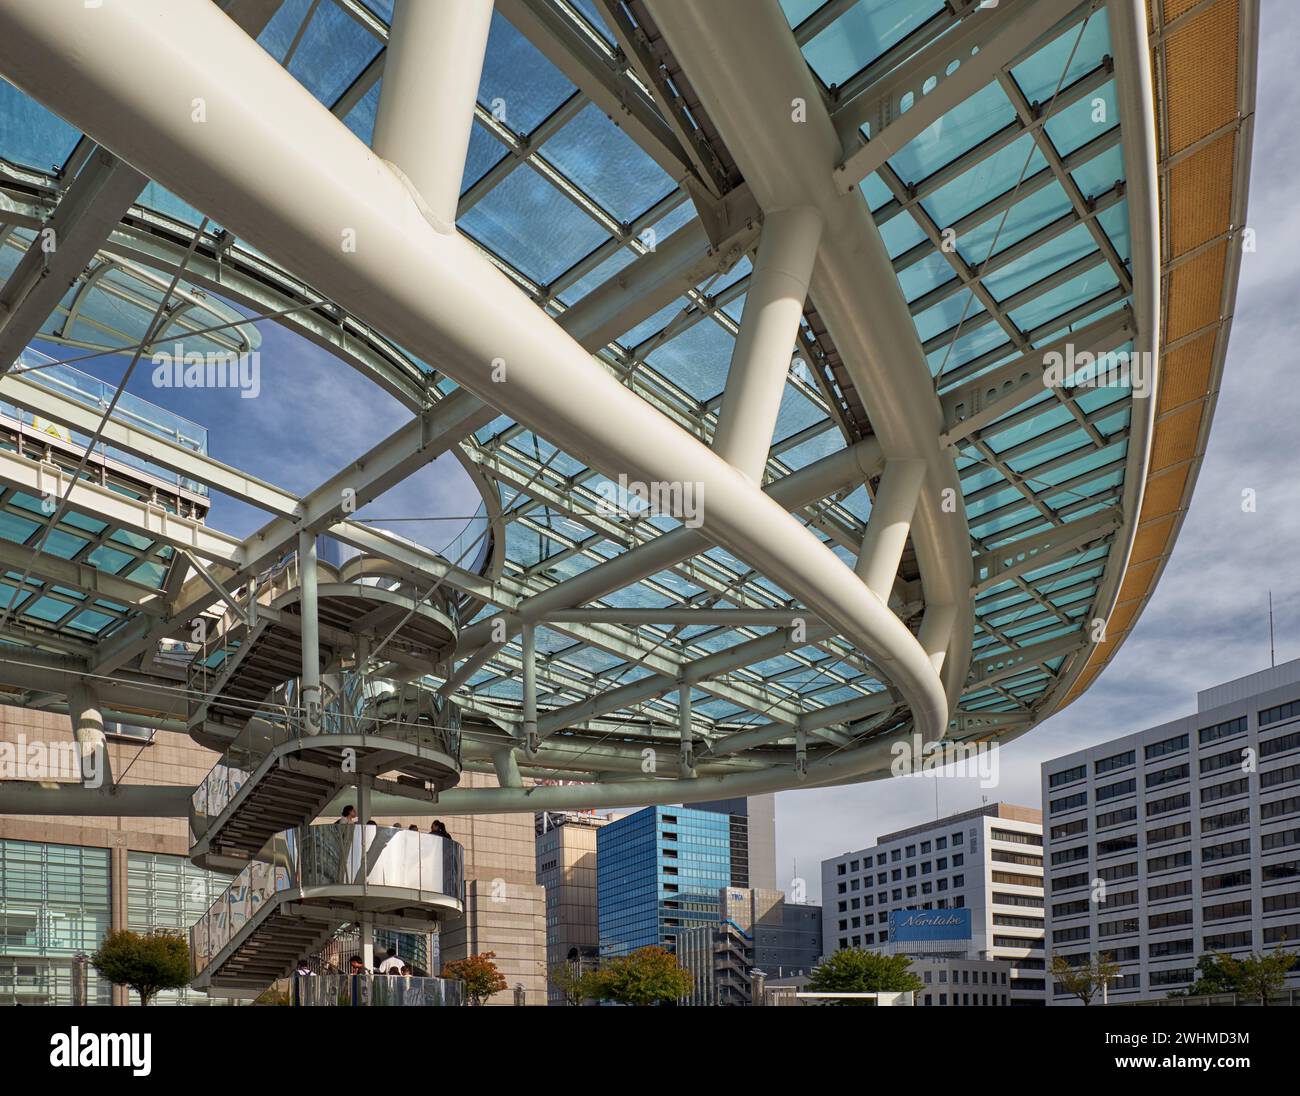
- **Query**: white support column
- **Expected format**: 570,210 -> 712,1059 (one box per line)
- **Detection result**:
298,530 -> 321,735
372,0 -> 495,227
917,601 -> 957,676
521,622 -> 538,757
855,459 -> 926,601
713,205 -> 823,482
68,682 -> 111,789
678,682 -> 695,777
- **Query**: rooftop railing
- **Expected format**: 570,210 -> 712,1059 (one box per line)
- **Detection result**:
7,346 -> 209,494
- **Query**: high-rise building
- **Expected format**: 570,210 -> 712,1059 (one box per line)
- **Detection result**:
597,805 -> 730,958
536,811 -> 610,1005
677,885 -> 822,1005
1041,660 -> 1300,1004
821,803 -> 1046,1004
694,795 -> 777,891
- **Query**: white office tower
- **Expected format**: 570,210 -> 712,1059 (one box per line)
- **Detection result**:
821,803 -> 1046,1004
1041,659 -> 1300,1003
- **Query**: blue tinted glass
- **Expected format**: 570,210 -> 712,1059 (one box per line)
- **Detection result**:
920,133 -> 1047,227
1011,9 -> 1111,104
0,80 -> 80,170
478,12 -> 576,134
644,317 -> 735,401
914,288 -> 987,343
1044,81 -> 1117,157
983,223 -> 1099,302
889,82 -> 1015,184
459,164 -> 609,283
1008,263 -> 1120,331
802,1 -> 946,87
289,1 -> 382,106
1071,144 -> 1126,200
954,182 -> 1073,265
540,103 -> 675,221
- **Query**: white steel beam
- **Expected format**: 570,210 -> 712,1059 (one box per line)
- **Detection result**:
712,205 -> 823,482
833,0 -> 1087,187
372,0 -> 494,227
646,0 -> 973,710
854,458 -> 925,600
0,448 -> 243,564
0,150 -> 145,372
0,372 -> 302,516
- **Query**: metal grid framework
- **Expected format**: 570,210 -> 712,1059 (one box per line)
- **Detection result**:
0,0 -> 1254,812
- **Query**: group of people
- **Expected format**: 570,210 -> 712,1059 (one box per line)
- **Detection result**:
295,949 -> 414,978
336,805 -> 451,838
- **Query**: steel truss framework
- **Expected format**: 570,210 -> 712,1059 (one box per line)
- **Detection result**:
0,0 -> 1255,816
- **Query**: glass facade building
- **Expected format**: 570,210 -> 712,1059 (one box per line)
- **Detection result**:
0,839 -> 111,1005
126,851 -> 227,1006
597,805 -> 730,958
0,841 -> 231,1006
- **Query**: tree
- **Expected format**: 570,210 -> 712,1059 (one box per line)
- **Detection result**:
549,962 -> 594,1006
583,946 -> 693,1006
1184,948 -> 1297,1004
91,930 -> 190,1006
1051,952 -> 1119,1005
442,951 -> 508,1006
805,948 -> 923,1003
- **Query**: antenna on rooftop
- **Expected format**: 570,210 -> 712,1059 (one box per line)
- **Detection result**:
1270,590 -> 1277,668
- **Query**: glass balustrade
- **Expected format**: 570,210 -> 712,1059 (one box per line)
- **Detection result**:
190,826 -> 464,979
290,971 -> 463,1007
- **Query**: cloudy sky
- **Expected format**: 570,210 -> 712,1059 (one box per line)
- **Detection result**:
777,0 -> 1300,901
24,0 -> 1291,904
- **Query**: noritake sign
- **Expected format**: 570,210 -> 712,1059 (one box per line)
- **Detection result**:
889,907 -> 973,942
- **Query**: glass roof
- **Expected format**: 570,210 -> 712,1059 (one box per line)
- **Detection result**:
0,0 -> 1142,740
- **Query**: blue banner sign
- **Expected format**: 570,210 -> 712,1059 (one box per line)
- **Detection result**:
889,907 -> 972,942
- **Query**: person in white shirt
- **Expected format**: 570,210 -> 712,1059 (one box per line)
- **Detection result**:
378,947 -> 404,974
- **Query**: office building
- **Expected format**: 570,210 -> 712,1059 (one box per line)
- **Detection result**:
536,810 -> 611,1005
677,885 -> 822,1005
1042,660 -> 1300,1003
721,886 -> 821,977
695,796 -> 777,891
821,803 -> 1046,1004
597,805 -> 730,958
910,955 -> 1014,1007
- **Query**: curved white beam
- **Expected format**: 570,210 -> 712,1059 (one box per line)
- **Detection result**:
0,0 -> 948,750
644,0 -> 974,711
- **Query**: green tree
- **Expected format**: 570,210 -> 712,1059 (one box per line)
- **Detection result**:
1185,948 -> 1297,1004
442,951 -> 508,1006
91,930 -> 191,1006
1051,952 -> 1119,1005
584,946 -> 693,1006
805,948 -> 923,1003
549,962 -> 594,1006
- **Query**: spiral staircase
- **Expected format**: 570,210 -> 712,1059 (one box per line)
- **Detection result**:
185,543 -> 469,999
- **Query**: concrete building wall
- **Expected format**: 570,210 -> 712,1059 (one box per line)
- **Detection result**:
536,814 -> 608,1005
441,878 -> 547,1006
1041,660 -> 1300,1003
